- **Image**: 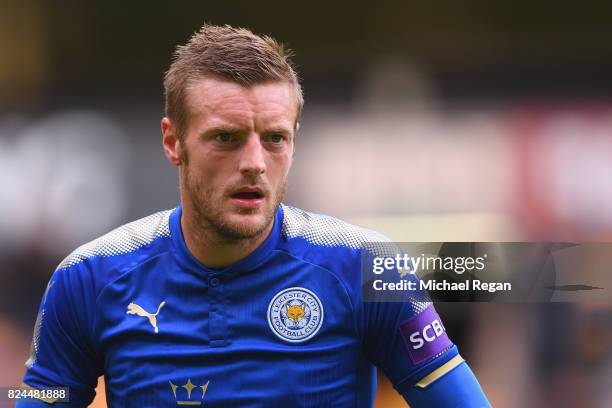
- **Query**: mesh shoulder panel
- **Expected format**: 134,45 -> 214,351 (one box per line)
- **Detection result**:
281,204 -> 393,254
57,209 -> 172,270
281,204 -> 431,312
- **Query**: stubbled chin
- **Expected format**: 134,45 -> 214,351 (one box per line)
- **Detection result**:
226,211 -> 268,227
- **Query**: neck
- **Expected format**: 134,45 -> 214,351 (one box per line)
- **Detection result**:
180,206 -> 273,268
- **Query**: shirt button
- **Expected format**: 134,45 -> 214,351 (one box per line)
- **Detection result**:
210,277 -> 220,287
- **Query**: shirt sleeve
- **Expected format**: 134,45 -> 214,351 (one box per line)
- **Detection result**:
20,263 -> 101,407
362,299 -> 492,407
362,299 -> 458,385
360,242 -> 486,398
401,358 -> 492,407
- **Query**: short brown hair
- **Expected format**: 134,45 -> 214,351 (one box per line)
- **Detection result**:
164,24 -> 303,140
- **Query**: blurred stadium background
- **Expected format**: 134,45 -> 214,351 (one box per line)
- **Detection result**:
1,1 -> 612,407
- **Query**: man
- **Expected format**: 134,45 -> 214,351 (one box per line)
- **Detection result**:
18,24 -> 491,407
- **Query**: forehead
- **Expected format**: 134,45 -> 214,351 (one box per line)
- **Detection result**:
184,77 -> 298,129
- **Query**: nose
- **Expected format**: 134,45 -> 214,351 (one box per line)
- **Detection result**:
238,134 -> 266,176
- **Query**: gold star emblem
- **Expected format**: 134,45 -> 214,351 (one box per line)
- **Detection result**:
182,378 -> 196,399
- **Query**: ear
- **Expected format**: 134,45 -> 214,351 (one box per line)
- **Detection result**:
162,117 -> 183,166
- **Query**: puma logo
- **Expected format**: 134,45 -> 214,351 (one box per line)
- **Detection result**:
127,301 -> 166,333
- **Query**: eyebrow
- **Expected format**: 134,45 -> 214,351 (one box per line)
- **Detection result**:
200,126 -> 244,137
265,127 -> 293,135
201,125 -> 293,137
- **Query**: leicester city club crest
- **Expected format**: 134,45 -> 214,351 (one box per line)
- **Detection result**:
267,287 -> 324,343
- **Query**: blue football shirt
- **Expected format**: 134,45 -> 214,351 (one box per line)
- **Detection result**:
21,204 -> 466,407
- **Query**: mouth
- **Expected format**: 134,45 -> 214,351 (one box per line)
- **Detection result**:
229,187 -> 265,209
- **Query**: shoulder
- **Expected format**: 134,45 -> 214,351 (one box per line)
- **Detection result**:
54,208 -> 174,292
279,204 -> 398,281
280,204 -> 390,249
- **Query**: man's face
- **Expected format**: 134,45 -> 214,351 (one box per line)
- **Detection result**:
174,77 -> 297,240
